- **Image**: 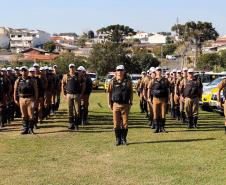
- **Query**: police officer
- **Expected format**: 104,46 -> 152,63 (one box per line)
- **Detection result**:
38,67 -> 48,123
0,69 -> 10,128
183,68 -> 203,128
14,66 -> 38,134
62,64 -> 86,131
179,67 -> 188,123
52,65 -> 62,111
108,65 -> 133,146
137,71 -> 147,114
1,68 -> 11,126
78,66 -> 92,125
147,68 -> 156,128
169,69 -> 177,118
216,77 -> 226,134
147,67 -> 169,133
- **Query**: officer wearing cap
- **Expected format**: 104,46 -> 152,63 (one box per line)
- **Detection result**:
183,68 -> 203,128
108,65 -> 133,146
62,64 -> 86,131
147,66 -> 169,133
216,77 -> 226,134
78,66 -> 93,125
14,66 -> 38,134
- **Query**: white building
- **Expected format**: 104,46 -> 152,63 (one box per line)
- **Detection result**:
9,28 -> 50,52
148,33 -> 167,44
0,27 -> 10,49
133,32 -> 149,39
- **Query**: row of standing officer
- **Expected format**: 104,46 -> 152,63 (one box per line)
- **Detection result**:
136,67 -> 203,134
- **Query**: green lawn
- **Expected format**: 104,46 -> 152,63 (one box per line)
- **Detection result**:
0,91 -> 225,185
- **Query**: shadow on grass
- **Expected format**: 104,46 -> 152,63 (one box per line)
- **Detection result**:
128,138 -> 216,145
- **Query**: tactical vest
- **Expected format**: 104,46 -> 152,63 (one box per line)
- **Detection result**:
18,77 -> 35,96
111,78 -> 131,104
65,74 -> 81,94
84,76 -> 93,95
183,79 -> 199,98
36,77 -> 44,98
151,78 -> 168,98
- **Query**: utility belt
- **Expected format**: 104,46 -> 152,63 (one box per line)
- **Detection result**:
19,94 -> 34,98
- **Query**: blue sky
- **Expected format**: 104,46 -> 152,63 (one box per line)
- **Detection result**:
0,0 -> 225,35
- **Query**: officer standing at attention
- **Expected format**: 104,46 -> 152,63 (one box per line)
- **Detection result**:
78,66 -> 93,125
183,68 -> 203,128
147,67 -> 169,133
14,66 -> 38,134
62,64 -> 86,131
216,77 -> 226,134
108,65 -> 133,146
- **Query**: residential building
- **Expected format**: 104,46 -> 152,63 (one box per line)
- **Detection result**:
0,27 -> 10,49
9,28 -> 50,52
148,33 -> 167,44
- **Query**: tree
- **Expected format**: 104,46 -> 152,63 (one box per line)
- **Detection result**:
43,42 -> 56,53
97,24 -> 136,43
152,44 -> 177,58
54,52 -> 88,74
129,48 -> 160,73
87,30 -> 95,39
76,37 -> 88,48
88,42 -> 159,75
88,42 -> 129,75
197,53 -> 222,71
172,21 -> 219,67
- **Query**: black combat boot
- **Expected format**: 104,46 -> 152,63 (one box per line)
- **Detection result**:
151,119 -> 156,129
188,117 -> 194,128
160,119 -> 168,133
193,117 -> 198,128
175,107 -> 180,121
140,101 -> 144,113
21,120 -> 29,135
121,128 -> 128,145
80,106 -> 85,125
114,129 -> 121,146
68,117 -> 75,130
224,126 -> 226,134
182,112 -> 187,124
29,120 -> 34,134
74,117 -> 79,131
83,108 -> 88,125
148,116 -> 153,127
154,119 -> 160,133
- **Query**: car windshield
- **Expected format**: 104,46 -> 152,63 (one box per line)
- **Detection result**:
131,76 -> 141,81
107,74 -> 114,79
89,74 -> 96,78
207,77 -> 225,86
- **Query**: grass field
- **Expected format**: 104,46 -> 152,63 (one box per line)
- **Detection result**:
0,91 -> 225,185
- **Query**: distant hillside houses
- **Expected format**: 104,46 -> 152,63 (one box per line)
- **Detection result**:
125,32 -> 168,44
0,27 -> 50,53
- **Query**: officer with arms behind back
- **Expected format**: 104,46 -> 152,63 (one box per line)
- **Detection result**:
148,67 -> 170,133
108,65 -> 133,146
62,64 -> 86,131
14,66 -> 38,134
183,68 -> 203,128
